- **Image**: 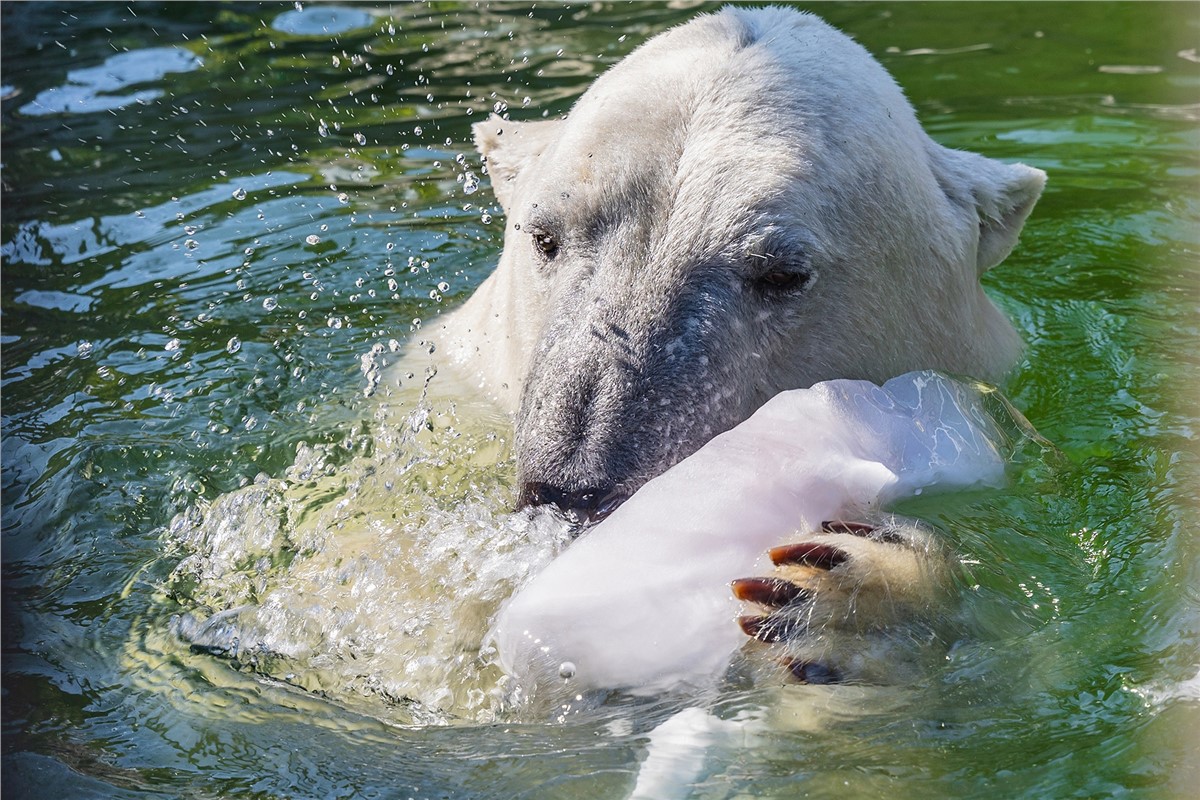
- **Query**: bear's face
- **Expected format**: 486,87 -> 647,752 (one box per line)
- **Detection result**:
462,8 -> 1045,520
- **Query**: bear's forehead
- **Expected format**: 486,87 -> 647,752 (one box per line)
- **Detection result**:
522,99 -> 815,263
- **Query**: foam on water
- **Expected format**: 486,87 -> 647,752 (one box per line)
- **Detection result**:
162,365 -> 574,725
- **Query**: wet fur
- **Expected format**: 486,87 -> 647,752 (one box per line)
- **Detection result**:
436,7 -> 1043,499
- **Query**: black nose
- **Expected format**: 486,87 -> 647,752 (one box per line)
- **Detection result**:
516,482 -> 627,525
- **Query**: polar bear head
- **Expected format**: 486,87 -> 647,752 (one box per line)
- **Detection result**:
456,7 -> 1044,519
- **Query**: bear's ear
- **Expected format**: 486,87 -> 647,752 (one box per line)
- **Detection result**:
928,143 -> 1047,274
472,114 -> 562,212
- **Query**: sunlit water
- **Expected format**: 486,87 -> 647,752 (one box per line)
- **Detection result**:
3,3 -> 1198,798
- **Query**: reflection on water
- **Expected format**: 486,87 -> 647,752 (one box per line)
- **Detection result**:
2,2 -> 1198,798
18,46 -> 202,116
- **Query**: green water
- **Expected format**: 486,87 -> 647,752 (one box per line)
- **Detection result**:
3,2 -> 1198,798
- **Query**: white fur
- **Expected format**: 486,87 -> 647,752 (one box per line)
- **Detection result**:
436,7 -> 1044,448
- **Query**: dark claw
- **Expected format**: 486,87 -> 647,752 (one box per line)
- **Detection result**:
784,659 -> 839,685
821,520 -> 875,536
822,519 -> 908,545
738,614 -> 801,643
769,542 -> 849,570
731,577 -> 809,607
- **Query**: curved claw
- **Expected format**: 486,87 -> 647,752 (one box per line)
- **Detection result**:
821,520 -> 876,536
784,658 -> 839,685
737,613 -> 802,643
769,542 -> 848,570
731,577 -> 809,607
822,519 -> 908,545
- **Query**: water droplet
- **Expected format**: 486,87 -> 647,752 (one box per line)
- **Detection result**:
559,662 -> 576,679
76,341 -> 94,358
305,234 -> 321,245
184,238 -> 199,249
387,278 -> 398,292
327,316 -> 344,329
232,187 -> 246,200
413,125 -> 423,136
262,297 -> 278,312
437,281 -> 449,292
480,212 -> 492,223
337,192 -> 349,204
463,173 -> 479,194
226,336 -> 241,354
165,338 -> 182,352
522,96 -> 531,106
556,49 -> 564,57
353,132 -> 366,146
184,225 -> 197,235
493,100 -> 508,114
317,119 -> 329,137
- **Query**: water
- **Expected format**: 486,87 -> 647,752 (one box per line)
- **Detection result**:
2,2 -> 1198,797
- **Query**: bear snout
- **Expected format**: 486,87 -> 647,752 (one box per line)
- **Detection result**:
515,481 -> 629,526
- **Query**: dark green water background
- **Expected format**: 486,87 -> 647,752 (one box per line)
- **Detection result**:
3,2 -> 1198,798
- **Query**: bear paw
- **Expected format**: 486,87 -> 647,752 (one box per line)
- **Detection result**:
732,518 -> 956,684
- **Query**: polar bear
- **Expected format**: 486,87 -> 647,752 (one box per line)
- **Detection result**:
433,7 -> 1044,677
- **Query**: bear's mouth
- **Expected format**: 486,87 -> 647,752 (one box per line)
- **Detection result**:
515,482 -> 631,531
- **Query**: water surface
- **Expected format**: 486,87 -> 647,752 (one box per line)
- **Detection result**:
3,2 -> 1199,798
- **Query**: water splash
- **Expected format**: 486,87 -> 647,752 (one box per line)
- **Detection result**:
162,369 -> 568,725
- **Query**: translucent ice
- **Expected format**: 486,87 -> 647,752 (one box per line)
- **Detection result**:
493,371 -> 1025,695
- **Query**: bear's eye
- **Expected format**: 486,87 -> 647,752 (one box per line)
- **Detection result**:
532,231 -> 560,260
754,267 -> 814,296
